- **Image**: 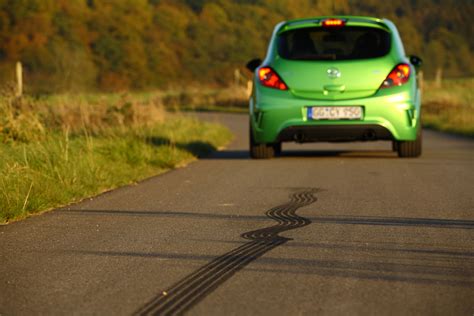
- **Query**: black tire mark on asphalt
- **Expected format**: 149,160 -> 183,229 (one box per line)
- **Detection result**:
135,189 -> 318,316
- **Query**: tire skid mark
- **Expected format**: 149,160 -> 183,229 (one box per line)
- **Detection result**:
135,189 -> 318,316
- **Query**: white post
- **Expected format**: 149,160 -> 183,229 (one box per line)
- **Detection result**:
246,80 -> 252,97
435,68 -> 442,88
16,61 -> 23,97
234,69 -> 240,86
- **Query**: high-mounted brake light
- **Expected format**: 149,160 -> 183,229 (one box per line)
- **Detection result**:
322,18 -> 346,28
380,63 -> 411,89
258,67 -> 288,90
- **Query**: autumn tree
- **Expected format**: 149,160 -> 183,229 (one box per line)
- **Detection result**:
0,0 -> 472,93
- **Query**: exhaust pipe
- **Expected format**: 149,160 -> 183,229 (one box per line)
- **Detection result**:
294,132 -> 305,142
364,129 -> 376,140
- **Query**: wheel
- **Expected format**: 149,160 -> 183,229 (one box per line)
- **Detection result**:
397,128 -> 422,158
249,122 -> 275,159
391,141 -> 398,152
273,142 -> 282,156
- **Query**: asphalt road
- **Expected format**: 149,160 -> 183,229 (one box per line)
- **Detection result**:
1,112 -> 473,315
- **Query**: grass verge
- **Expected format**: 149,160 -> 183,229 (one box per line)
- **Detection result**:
422,78 -> 473,137
0,94 -> 232,224
36,85 -> 249,114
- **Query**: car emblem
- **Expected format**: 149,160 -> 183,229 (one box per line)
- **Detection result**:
327,67 -> 341,79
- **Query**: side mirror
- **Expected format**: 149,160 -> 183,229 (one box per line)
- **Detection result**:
409,55 -> 423,68
246,58 -> 262,72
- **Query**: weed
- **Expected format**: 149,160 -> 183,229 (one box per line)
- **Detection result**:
0,93 -> 232,224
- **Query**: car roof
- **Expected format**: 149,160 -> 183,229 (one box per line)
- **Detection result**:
279,16 -> 391,34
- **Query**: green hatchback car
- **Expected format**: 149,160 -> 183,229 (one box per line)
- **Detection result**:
246,16 -> 423,158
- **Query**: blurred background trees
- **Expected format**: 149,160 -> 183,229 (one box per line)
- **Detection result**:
0,0 -> 472,93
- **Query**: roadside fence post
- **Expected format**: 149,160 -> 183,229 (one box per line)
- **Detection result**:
234,69 -> 241,87
435,68 -> 442,88
16,61 -> 23,97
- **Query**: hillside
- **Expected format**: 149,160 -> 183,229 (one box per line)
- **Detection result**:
0,0 -> 472,92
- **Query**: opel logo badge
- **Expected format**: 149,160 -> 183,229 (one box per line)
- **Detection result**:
327,67 -> 341,79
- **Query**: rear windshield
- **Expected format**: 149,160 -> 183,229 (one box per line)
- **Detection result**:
277,26 -> 391,61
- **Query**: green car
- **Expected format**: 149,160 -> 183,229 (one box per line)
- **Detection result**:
246,16 -> 423,158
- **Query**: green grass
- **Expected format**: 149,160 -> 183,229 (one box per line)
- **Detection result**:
422,78 -> 473,136
0,95 -> 232,224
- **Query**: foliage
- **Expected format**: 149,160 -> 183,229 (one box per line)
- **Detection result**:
422,78 -> 474,136
0,0 -> 472,92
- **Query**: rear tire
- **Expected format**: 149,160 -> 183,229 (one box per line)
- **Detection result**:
273,142 -> 282,156
392,141 -> 398,152
249,123 -> 275,159
397,129 -> 422,158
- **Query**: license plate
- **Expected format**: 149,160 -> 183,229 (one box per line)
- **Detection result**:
308,106 -> 362,120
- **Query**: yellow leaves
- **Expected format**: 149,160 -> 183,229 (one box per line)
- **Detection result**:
0,0 -> 472,92
200,3 -> 229,28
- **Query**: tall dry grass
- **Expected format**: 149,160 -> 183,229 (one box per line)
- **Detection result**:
422,78 -> 473,136
161,86 -> 248,111
0,90 -> 166,143
0,90 -> 232,224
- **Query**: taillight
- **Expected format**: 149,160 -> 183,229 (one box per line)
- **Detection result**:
381,64 -> 411,89
258,67 -> 288,90
322,18 -> 346,28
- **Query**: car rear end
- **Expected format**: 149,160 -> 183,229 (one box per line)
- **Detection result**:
249,16 -> 422,158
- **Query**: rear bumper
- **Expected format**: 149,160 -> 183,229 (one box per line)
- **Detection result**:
278,125 -> 393,142
250,84 -> 421,143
